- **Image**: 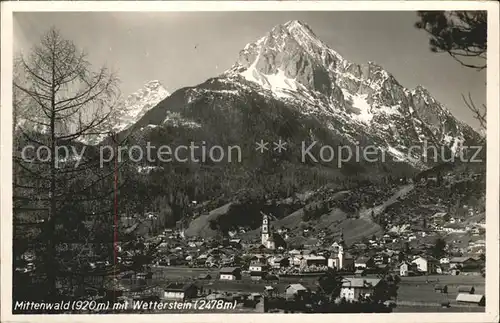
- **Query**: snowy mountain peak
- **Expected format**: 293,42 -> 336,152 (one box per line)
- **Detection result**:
281,20 -> 332,52
283,19 -> 310,29
78,80 -> 170,145
217,20 -> 481,165
144,80 -> 165,91
278,20 -> 319,41
225,20 -> 348,98
112,80 -> 170,131
117,20 -> 480,171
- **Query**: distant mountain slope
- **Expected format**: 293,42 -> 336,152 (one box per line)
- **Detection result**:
110,20 -> 485,236
80,80 -> 170,145
124,20 -> 480,172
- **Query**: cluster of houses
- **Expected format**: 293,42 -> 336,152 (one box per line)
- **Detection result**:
122,211 -> 486,281
157,277 -> 389,305
109,210 -> 487,312
213,241 -> 353,281
395,255 -> 484,277
426,212 -> 485,236
209,253 -> 484,284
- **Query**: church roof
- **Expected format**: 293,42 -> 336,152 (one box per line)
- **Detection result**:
303,255 -> 325,261
220,267 -> 241,274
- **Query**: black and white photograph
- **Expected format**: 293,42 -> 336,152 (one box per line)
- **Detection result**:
1,1 -> 499,321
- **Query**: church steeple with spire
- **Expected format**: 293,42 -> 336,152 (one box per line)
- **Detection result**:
339,229 -> 345,247
338,229 -> 345,269
261,212 -> 276,250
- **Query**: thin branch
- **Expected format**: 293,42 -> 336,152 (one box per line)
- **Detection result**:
462,92 -> 486,130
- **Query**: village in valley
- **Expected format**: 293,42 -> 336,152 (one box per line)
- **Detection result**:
80,190 -> 485,314
14,166 -> 487,314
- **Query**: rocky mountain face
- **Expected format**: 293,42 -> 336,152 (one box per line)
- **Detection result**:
12,21 -> 486,247
111,20 -> 484,213
79,80 -> 170,145
126,20 -> 480,171
14,80 -> 170,147
113,80 -> 170,133
224,20 -> 480,164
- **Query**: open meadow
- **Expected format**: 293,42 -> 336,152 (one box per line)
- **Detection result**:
396,275 -> 485,312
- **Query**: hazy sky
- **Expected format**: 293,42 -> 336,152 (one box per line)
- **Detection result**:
14,11 -> 486,130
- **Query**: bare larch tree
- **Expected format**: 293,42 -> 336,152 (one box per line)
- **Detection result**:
12,27 -> 128,304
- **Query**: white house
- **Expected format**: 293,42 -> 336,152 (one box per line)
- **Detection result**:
269,256 -> 289,269
340,278 -> 382,301
412,256 -> 428,273
292,255 -> 304,266
328,256 -> 338,269
163,283 -> 198,301
440,257 -> 450,264
400,262 -> 409,277
285,284 -> 308,300
382,234 -> 393,244
399,261 -> 418,276
442,223 -> 467,233
219,267 -> 241,280
249,262 -> 268,280
249,263 -> 268,273
354,256 -> 372,269
411,256 -> 437,274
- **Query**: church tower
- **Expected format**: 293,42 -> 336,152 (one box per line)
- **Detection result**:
338,230 -> 345,269
338,243 -> 344,269
261,212 -> 275,250
261,213 -> 270,246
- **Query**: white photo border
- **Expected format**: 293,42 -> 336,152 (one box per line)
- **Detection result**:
1,2 -> 499,323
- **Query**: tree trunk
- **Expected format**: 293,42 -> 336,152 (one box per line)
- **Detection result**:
47,50 -> 57,301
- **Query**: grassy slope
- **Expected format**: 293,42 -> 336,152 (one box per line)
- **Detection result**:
184,203 -> 232,238
183,160 -> 485,246
236,185 -> 415,246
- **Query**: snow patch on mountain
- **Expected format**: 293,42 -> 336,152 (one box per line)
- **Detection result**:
114,19 -> 480,173
163,111 -> 201,129
238,41 -> 301,99
284,20 -> 345,64
241,66 -> 301,99
79,80 -> 170,145
350,94 -> 374,123
137,165 -> 164,174
387,146 -> 406,162
385,145 -> 423,168
443,134 -> 465,155
16,117 -> 49,134
378,105 -> 402,116
112,80 -> 170,133
222,19 -> 481,164
139,124 -> 160,131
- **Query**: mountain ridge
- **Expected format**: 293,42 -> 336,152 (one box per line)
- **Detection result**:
123,20 -> 480,173
79,79 -> 170,145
